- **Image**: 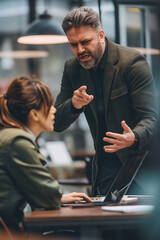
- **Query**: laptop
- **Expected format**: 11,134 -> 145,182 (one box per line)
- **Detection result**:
61,151 -> 148,207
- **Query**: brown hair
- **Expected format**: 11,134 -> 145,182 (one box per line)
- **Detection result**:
0,76 -> 54,129
62,6 -> 101,34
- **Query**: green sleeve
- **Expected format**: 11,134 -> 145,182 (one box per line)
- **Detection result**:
6,136 -> 62,210
126,53 -> 158,150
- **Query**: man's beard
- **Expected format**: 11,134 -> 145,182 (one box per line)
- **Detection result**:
78,41 -> 103,69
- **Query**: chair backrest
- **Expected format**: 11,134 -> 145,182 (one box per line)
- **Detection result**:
0,217 -> 15,240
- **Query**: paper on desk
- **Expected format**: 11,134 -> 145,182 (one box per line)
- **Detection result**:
101,205 -> 154,213
121,196 -> 138,202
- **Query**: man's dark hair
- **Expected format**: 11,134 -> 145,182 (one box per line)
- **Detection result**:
62,6 -> 101,34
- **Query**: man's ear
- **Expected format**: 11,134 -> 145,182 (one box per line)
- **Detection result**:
29,109 -> 39,122
99,29 -> 105,43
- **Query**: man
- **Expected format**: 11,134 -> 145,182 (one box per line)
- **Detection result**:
54,7 -> 158,196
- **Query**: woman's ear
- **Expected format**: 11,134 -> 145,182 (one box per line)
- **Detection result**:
28,109 -> 39,122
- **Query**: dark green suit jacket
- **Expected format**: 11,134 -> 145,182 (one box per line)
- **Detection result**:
55,38 -> 158,190
0,128 -> 62,229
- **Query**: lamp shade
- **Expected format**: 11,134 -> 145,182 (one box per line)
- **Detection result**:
0,51 -> 49,58
17,12 -> 68,45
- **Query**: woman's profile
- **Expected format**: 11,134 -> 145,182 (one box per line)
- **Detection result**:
0,76 -> 91,230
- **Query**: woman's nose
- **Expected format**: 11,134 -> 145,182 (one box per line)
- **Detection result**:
51,106 -> 56,114
53,107 -> 56,114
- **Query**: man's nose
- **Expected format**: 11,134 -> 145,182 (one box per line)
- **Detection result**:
77,44 -> 84,54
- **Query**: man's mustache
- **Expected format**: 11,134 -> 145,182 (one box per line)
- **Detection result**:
78,52 -> 91,58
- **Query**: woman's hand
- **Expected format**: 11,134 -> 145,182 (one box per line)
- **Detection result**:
61,192 -> 92,204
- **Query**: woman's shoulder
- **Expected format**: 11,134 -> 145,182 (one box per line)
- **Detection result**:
0,128 -> 34,145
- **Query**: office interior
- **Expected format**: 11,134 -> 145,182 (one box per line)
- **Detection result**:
0,0 -> 160,239
0,0 -> 160,153
1,0 -> 160,187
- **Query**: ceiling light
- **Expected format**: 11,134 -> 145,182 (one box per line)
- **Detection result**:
17,11 -> 68,45
0,50 -> 49,59
132,47 -> 160,55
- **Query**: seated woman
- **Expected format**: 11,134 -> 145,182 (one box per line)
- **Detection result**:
0,76 -> 92,230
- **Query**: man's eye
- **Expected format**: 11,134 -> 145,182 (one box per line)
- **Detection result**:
70,43 -> 77,47
82,40 -> 90,44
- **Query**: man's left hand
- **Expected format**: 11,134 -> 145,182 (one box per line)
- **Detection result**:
103,120 -> 136,153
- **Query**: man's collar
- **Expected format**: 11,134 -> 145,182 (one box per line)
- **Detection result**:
99,38 -> 108,70
91,38 -> 108,72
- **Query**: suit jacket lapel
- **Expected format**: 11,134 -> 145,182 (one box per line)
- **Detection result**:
103,38 -> 118,119
103,62 -> 116,117
80,68 -> 98,123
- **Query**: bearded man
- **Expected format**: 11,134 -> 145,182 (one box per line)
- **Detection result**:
54,7 -> 158,196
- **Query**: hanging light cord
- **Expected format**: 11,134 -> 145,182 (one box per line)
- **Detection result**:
98,0 -> 102,25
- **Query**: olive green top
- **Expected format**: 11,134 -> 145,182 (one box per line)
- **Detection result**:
0,128 -> 62,229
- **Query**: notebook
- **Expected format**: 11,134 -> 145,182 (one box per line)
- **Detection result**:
61,151 -> 148,207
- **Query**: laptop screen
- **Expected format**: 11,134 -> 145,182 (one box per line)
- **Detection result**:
104,151 -> 148,203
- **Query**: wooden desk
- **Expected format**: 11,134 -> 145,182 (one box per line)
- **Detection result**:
24,196 -> 153,240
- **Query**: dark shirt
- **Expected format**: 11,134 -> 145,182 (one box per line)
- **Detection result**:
89,40 -> 108,153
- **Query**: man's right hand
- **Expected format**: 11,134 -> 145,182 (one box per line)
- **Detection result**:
72,85 -> 94,109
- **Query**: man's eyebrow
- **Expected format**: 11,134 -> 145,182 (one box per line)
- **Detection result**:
69,41 -> 77,44
81,39 -> 90,42
69,39 -> 91,44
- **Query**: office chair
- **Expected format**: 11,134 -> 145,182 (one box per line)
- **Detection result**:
0,217 -> 15,240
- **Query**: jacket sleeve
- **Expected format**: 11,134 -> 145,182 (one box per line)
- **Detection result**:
5,136 -> 62,210
54,61 -> 82,132
126,53 -> 158,150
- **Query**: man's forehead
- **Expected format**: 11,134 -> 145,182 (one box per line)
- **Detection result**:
67,26 -> 97,42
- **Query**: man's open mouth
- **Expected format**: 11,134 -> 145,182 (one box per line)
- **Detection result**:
79,53 -> 91,62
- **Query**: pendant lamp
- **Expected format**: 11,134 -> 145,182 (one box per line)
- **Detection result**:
17,11 -> 68,45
